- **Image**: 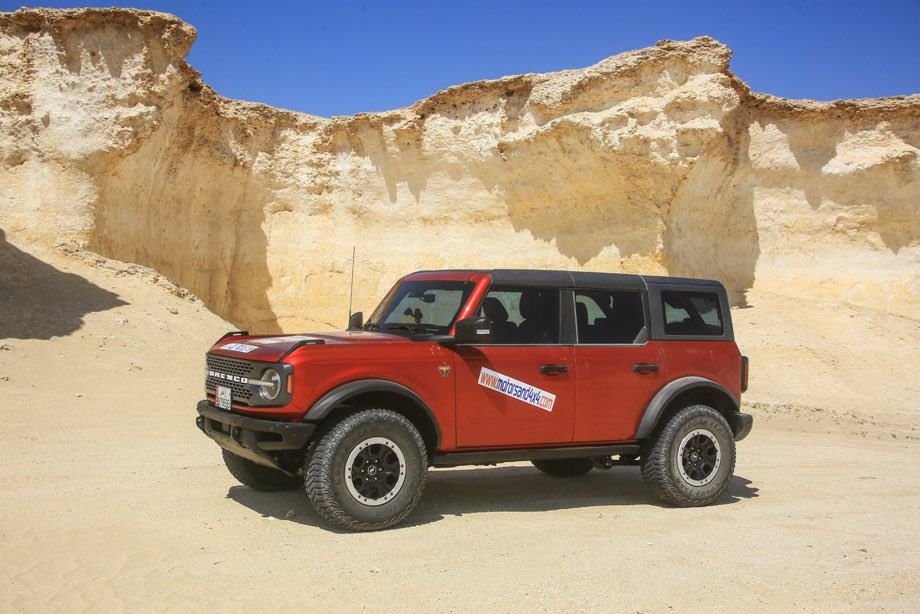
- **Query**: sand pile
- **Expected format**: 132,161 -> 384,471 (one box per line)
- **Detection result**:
1,235 -> 919,610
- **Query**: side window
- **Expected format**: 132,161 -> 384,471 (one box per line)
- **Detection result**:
575,290 -> 646,344
478,287 -> 560,344
662,291 -> 724,336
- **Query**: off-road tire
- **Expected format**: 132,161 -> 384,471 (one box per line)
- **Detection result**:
305,409 -> 427,531
221,449 -> 303,491
532,458 -> 594,477
640,404 -> 735,507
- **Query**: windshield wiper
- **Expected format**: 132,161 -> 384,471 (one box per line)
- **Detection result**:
380,323 -> 444,335
380,323 -> 420,332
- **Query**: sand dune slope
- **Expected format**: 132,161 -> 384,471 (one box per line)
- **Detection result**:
2,241 -> 919,611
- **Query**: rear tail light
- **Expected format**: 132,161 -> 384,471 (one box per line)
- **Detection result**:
741,356 -> 749,393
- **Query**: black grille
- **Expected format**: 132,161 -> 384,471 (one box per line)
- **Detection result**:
206,354 -> 253,402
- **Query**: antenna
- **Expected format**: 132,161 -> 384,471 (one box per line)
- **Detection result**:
347,245 -> 356,325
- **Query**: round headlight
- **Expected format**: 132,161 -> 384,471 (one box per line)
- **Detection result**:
258,368 -> 282,402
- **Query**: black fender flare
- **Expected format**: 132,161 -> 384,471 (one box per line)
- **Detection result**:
635,376 -> 740,440
303,379 -> 442,448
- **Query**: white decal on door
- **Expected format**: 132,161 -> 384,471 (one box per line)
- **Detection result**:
477,367 -> 556,412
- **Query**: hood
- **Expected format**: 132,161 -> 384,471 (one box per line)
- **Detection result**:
208,331 -> 412,362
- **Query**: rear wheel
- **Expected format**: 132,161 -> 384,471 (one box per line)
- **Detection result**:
532,458 -> 594,477
221,449 -> 302,491
305,409 -> 427,531
640,404 -> 735,507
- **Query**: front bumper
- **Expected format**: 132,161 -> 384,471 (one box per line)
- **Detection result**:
728,412 -> 754,442
195,400 -> 316,474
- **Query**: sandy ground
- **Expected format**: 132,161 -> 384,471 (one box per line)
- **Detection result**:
2,239 -> 920,612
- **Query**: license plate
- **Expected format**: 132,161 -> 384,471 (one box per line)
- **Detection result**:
216,385 -> 232,410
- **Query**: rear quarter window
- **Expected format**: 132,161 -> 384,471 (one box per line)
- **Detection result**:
662,291 -> 724,336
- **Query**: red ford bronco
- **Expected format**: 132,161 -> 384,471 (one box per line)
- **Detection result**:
196,269 -> 751,531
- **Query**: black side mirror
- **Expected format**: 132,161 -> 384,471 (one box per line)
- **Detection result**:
347,311 -> 363,330
454,316 -> 492,345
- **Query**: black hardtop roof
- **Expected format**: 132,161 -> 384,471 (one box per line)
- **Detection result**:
411,269 -> 725,290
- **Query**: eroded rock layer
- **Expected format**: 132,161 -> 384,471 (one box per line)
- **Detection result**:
1,8 -> 918,331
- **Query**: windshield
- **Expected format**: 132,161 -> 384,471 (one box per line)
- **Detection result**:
365,281 -> 474,335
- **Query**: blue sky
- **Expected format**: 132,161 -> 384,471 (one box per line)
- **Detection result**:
4,1 -> 918,117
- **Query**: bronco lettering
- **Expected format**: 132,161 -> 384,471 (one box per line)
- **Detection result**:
208,370 -> 249,384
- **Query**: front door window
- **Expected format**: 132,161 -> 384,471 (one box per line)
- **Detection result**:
477,287 -> 560,344
455,286 -> 573,447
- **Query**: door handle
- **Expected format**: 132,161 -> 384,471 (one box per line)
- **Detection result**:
632,364 -> 659,374
539,364 -> 568,375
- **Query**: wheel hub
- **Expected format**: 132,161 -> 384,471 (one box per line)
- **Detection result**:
344,436 -> 407,507
677,428 -> 721,487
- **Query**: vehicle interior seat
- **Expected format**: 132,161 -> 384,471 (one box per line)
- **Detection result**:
481,297 -> 518,343
518,290 -> 555,343
575,301 -> 591,343
608,294 -> 646,343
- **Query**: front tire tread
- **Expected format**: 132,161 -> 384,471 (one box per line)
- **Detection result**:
305,409 -> 427,532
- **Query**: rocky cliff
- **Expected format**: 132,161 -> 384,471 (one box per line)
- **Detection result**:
2,8 -> 918,331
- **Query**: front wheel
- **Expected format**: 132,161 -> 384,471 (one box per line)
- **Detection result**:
640,404 -> 735,507
305,409 -> 427,531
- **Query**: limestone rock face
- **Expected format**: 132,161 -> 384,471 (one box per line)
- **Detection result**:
1,8 -> 918,331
